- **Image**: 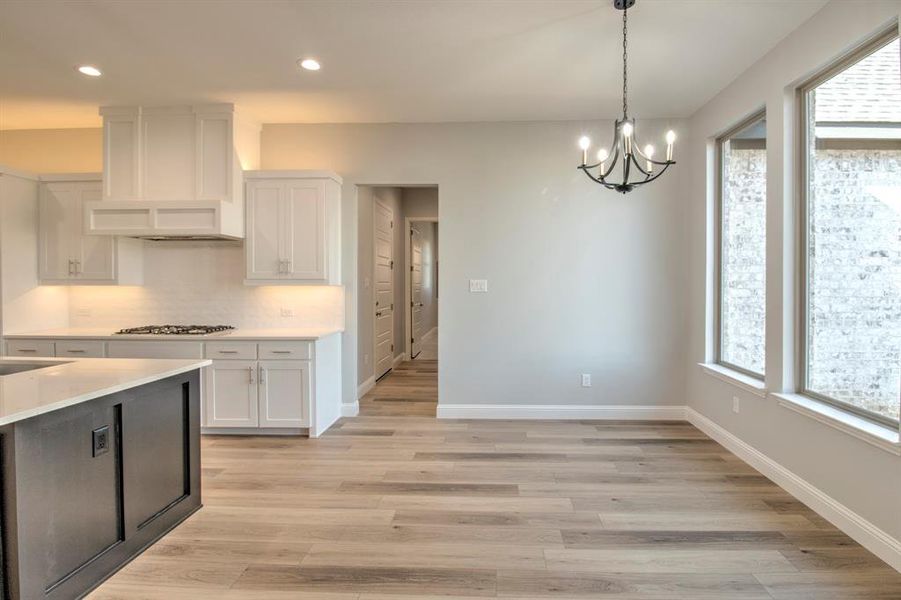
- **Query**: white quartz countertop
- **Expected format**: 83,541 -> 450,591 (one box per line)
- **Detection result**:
0,357 -> 211,426
3,327 -> 343,341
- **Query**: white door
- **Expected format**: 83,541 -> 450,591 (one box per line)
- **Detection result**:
373,197 -> 394,379
246,181 -> 283,279
204,360 -> 259,427
258,360 -> 310,427
283,180 -> 327,280
410,227 -> 424,359
39,183 -> 76,280
73,183 -> 115,281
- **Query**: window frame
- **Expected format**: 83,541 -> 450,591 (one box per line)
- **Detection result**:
797,26 -> 901,429
714,109 -> 768,381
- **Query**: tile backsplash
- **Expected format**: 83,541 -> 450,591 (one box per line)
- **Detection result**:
68,241 -> 344,330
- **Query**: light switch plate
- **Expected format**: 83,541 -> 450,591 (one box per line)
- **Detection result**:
581,374 -> 591,387
469,279 -> 488,293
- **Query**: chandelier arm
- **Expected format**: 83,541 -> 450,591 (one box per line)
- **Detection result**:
601,144 -> 622,179
630,161 -> 674,187
631,138 -> 675,167
578,166 -> 620,190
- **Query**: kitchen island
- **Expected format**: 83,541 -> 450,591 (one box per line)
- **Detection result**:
0,357 -> 209,600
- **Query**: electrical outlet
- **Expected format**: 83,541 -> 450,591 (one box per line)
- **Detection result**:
581,374 -> 591,387
733,396 -> 740,414
469,279 -> 488,293
280,307 -> 294,317
92,425 -> 110,457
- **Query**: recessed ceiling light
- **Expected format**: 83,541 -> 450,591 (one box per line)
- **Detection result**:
77,65 -> 102,77
298,58 -> 321,71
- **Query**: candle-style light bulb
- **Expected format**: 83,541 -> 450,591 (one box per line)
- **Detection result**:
644,145 -> 655,172
578,136 -> 591,165
596,148 -> 609,174
621,122 -> 633,155
665,130 -> 676,161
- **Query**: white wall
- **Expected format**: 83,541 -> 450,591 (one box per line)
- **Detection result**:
0,169 -> 70,336
67,242 -> 344,330
684,0 -> 900,565
262,119 -> 688,411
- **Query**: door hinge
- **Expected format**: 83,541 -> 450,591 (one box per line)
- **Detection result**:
390,303 -> 394,310
390,343 -> 394,352
390,260 -> 394,269
411,301 -> 414,307
390,220 -> 394,228
411,337 -> 415,344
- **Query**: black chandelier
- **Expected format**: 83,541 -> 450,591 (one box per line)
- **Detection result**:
577,0 -> 676,193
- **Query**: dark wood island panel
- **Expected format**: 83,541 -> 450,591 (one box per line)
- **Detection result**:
0,369 -> 201,599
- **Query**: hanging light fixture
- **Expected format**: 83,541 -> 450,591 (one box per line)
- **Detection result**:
577,0 -> 676,193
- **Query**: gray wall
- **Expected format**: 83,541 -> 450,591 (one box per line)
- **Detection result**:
262,119 -> 689,409
685,0 -> 901,554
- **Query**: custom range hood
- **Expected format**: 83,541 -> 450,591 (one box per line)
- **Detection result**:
84,104 -> 260,240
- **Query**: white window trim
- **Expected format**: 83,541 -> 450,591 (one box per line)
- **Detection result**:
774,393 -> 901,456
698,362 -> 767,398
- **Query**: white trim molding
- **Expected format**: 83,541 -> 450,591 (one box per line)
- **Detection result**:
686,407 -> 901,573
437,404 -> 687,421
392,352 -> 407,367
773,393 -> 900,456
341,402 -> 360,417
357,375 -> 375,400
698,362 -> 767,397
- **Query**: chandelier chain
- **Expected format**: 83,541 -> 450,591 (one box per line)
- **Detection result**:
622,6 -> 628,119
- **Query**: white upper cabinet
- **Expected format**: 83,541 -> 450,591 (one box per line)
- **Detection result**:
39,176 -> 142,285
88,104 -> 260,240
244,171 -> 342,285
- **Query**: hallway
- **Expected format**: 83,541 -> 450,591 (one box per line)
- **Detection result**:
360,359 -> 438,417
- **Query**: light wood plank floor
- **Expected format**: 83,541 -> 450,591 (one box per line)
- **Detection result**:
90,362 -> 901,599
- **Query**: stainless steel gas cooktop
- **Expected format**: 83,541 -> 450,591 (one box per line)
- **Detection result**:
114,325 -> 235,336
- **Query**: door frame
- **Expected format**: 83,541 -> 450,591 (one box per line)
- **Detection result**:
404,216 -> 438,362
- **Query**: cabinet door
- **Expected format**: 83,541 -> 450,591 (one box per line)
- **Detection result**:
74,183 -> 116,281
245,181 -> 283,280
283,180 -> 327,280
39,183 -> 77,280
258,360 -> 310,428
204,360 -> 259,427
141,110 -> 195,201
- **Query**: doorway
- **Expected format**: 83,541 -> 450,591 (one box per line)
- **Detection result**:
357,185 -> 438,416
406,218 -> 438,361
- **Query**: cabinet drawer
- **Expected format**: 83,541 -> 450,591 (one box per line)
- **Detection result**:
6,340 -> 55,357
107,341 -> 204,359
205,342 -> 258,360
258,341 -> 312,360
56,340 -> 106,358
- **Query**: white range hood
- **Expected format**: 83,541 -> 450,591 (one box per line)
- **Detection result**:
84,104 -> 260,240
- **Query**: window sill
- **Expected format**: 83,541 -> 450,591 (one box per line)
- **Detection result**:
773,393 -> 901,456
698,363 -> 767,398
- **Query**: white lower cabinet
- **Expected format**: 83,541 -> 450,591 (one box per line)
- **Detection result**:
4,334 -> 341,436
258,360 -> 310,427
206,359 -> 310,429
205,360 -> 260,428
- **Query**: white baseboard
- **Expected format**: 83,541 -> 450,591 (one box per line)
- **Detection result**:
357,376 -> 375,400
686,407 -> 901,573
201,427 -> 305,436
436,404 -> 687,420
341,401 -> 360,417
393,352 -> 407,367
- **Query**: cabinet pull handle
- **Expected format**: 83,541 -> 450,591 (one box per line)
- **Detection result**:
18,349 -> 37,353
66,349 -> 86,353
259,366 -> 265,384
75,260 -> 81,275
271,350 -> 291,354
218,350 -> 238,354
68,259 -> 74,276
249,366 -> 255,384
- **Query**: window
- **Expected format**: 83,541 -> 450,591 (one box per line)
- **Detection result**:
800,30 -> 901,427
716,112 -> 767,378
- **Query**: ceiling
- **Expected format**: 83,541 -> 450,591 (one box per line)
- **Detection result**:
0,0 -> 828,130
